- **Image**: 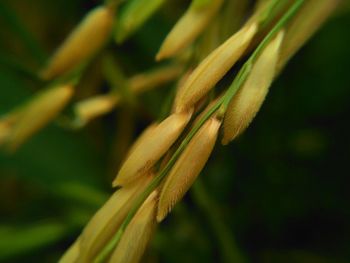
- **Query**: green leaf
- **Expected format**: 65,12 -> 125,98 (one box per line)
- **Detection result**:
0,222 -> 68,261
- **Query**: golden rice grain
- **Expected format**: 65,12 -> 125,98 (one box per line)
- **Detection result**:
174,22 -> 258,112
41,6 -> 114,80
6,84 -> 74,151
113,111 -> 192,187
157,117 -> 221,222
156,0 -> 224,61
222,31 -> 284,145
79,174 -> 153,262
74,94 -> 120,124
108,191 -> 157,263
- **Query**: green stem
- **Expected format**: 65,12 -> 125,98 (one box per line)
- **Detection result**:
258,0 -> 290,27
94,0 -> 305,261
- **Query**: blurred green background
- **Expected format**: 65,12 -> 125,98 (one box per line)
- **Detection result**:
1,0 -> 350,262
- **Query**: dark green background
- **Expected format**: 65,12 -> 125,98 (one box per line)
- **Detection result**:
0,1 -> 349,262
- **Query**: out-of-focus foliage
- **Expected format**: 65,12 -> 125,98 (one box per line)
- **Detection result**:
0,0 -> 349,262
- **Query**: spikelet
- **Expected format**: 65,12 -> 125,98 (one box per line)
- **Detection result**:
157,118 -> 221,222
222,31 -> 284,145
115,0 -> 166,43
59,238 -> 80,263
108,191 -> 157,263
6,84 -> 74,151
78,174 -> 153,262
41,6 -> 114,80
74,94 -> 120,124
113,111 -> 192,187
156,0 -> 224,61
174,22 -> 258,112
278,0 -> 340,71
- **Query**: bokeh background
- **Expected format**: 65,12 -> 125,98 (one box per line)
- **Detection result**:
0,0 -> 350,262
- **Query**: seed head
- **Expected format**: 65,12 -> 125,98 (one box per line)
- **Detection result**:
157,118 -> 221,222
174,22 -> 258,112
222,31 -> 284,145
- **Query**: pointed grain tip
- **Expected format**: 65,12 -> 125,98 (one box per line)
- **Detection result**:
155,50 -> 165,61
111,179 -> 121,188
221,138 -> 229,146
156,213 -> 165,223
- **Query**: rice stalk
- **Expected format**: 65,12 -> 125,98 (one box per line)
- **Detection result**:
54,1 -> 341,262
